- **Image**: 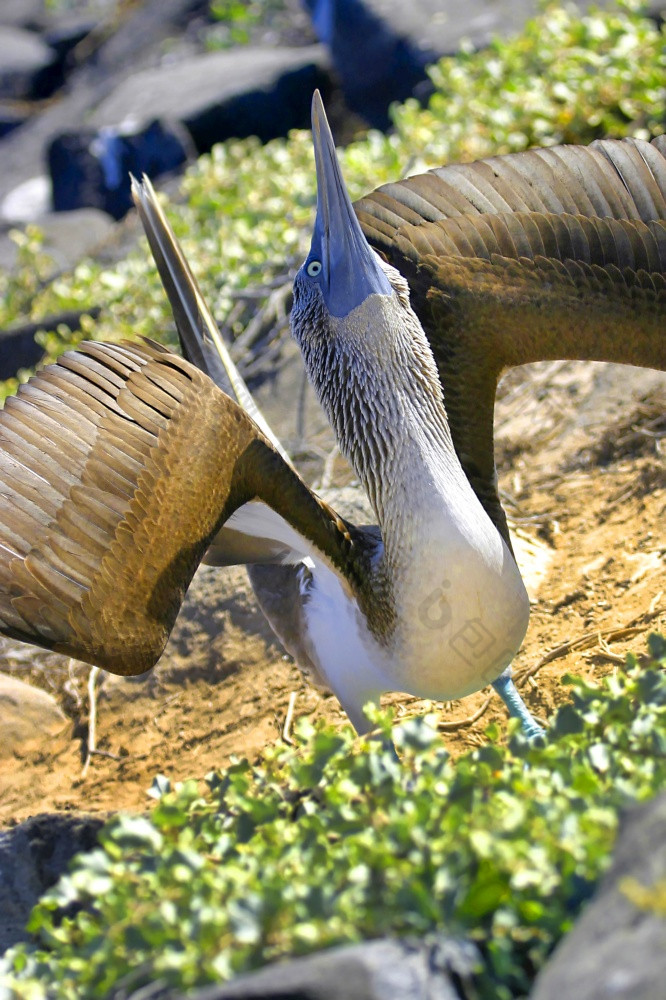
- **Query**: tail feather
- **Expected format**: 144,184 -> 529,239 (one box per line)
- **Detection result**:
130,174 -> 290,462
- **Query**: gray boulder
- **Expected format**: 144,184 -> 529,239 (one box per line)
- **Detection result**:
0,0 -> 46,30
171,938 -> 478,1000
0,0 -> 209,210
0,813 -> 104,952
45,45 -> 331,218
91,45 -> 333,152
531,793 -> 666,1000
22,206 -> 115,267
0,25 -> 58,100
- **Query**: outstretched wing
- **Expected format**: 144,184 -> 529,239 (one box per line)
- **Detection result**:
131,176 -> 384,685
356,137 -> 666,254
0,341 -> 365,675
355,136 -> 666,541
131,174 -> 308,570
130,174 -> 286,458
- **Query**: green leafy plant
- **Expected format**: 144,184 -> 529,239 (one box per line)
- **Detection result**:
207,0 -> 293,48
208,0 -> 263,46
0,228 -> 54,331
392,0 -> 666,169
2,634 -> 665,1000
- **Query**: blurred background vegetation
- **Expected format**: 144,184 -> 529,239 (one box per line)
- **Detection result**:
0,0 -> 664,402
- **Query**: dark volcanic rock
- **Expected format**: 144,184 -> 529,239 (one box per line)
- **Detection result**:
0,105 -> 28,140
49,119 -> 193,218
0,309 -> 101,381
90,45 -> 333,152
0,813 -> 105,952
302,0 -> 603,127
41,44 -> 332,217
43,17 -> 97,65
532,793 -> 666,1000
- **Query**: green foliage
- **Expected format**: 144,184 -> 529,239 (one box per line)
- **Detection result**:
2,635 -> 665,999
208,0 -> 262,47
44,0 -> 92,12
207,0 -> 305,48
1,1 -> 663,400
392,0 -> 666,168
0,229 -> 54,331
207,0 -> 274,47
621,876 -> 666,916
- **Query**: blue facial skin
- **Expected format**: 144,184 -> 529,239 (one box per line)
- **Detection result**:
300,91 -> 392,319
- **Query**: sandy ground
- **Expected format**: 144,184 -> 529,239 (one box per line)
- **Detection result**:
0,358 -> 664,827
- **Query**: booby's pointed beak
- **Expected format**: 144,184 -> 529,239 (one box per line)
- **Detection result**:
309,90 -> 391,317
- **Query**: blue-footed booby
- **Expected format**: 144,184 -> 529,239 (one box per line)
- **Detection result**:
0,93 -> 539,738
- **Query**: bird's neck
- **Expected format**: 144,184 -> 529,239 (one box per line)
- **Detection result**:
320,295 -> 506,575
297,290 -> 529,704
360,386 -> 497,574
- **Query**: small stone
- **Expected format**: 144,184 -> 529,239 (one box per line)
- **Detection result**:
0,673 -> 67,758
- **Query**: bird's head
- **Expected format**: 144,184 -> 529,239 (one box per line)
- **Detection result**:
294,90 -> 392,318
291,92 -> 448,499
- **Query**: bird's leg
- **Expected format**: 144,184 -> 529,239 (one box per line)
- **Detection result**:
347,698 -> 401,762
491,669 -> 544,740
368,730 -> 401,763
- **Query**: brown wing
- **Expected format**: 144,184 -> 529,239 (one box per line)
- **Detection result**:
0,341 -> 367,675
356,136 -> 666,251
130,174 -> 286,457
355,136 -> 666,543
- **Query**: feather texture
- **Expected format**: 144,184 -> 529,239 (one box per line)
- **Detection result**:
0,340 -> 373,674
355,136 -> 666,544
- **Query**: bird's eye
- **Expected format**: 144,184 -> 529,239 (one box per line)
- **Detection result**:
306,259 -> 322,277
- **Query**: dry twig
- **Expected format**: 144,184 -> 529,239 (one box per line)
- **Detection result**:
437,694 -> 493,731
230,281 -> 293,362
282,691 -> 298,745
81,665 -> 100,777
515,612 -> 662,684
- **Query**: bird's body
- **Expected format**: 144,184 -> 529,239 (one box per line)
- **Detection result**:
289,259 -> 528,727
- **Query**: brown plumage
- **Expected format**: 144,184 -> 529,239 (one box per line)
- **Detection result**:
0,338 -> 372,675
355,135 -> 666,543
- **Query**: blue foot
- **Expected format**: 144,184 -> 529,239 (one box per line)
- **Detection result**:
491,671 -> 545,740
